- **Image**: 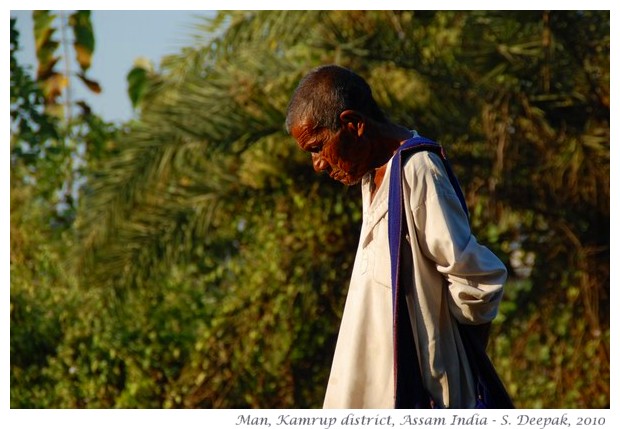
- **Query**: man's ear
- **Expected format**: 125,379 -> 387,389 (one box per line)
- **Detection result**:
339,110 -> 365,137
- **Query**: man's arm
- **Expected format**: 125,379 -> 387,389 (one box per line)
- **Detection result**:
406,152 -> 507,325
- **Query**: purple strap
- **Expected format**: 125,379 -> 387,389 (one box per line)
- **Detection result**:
388,136 -> 468,407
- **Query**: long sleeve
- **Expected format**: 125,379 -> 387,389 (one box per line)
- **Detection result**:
404,152 -> 507,325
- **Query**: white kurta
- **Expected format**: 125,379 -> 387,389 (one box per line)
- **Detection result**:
323,150 -> 507,409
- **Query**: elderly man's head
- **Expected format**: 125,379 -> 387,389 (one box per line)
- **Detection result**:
285,65 -> 386,133
286,65 -> 389,185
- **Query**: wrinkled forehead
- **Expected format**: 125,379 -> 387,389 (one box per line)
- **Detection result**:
290,121 -> 324,150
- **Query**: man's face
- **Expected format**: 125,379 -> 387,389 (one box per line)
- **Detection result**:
290,121 -> 374,186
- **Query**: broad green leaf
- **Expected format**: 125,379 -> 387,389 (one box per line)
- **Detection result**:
126,65 -> 149,108
69,10 -> 95,72
32,11 -> 60,83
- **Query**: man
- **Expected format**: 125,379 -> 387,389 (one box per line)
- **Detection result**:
285,65 -> 507,408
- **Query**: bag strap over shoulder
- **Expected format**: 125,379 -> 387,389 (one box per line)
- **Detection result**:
388,135 -> 467,315
388,136 -> 458,408
387,135 -> 514,409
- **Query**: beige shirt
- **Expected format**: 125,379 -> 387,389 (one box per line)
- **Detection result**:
323,150 -> 507,409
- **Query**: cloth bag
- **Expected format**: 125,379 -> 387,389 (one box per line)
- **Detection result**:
388,136 -> 514,409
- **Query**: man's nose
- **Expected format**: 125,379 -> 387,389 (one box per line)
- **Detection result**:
312,153 -> 329,172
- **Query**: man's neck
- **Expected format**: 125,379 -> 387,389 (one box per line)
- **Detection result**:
370,164 -> 388,202
368,122 -> 414,201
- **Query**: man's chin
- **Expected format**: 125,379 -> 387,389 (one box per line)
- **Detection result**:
338,176 -> 362,186
329,169 -> 363,186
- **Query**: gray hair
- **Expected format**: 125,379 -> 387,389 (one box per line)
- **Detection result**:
285,65 -> 386,133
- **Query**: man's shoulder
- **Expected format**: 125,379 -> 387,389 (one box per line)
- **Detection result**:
401,150 -> 455,197
402,149 -> 444,173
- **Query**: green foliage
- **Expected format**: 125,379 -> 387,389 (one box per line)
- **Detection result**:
11,11 -> 119,407
10,18 -> 59,153
11,10 -> 608,409
69,11 -> 95,71
126,64 -> 150,108
170,165 -> 361,408
32,10 -> 101,115
10,161 -> 79,407
11,12 -> 117,226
